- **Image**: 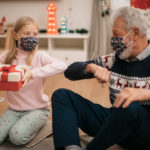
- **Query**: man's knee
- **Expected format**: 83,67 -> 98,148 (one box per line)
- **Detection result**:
111,102 -> 142,122
52,88 -> 74,105
125,102 -> 143,117
52,88 -> 67,98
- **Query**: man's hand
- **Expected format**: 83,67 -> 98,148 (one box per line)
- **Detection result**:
22,67 -> 32,87
113,87 -> 150,108
86,63 -> 110,87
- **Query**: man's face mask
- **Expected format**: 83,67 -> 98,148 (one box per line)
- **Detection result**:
20,37 -> 39,51
111,30 -> 133,55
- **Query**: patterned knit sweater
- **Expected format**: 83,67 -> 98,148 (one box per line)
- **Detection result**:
64,53 -> 150,106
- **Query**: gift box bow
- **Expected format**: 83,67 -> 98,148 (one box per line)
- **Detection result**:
0,65 -> 24,82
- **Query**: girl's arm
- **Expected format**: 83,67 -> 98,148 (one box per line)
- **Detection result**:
31,51 -> 67,79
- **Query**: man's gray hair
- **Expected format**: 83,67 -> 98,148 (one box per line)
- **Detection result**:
111,6 -> 149,37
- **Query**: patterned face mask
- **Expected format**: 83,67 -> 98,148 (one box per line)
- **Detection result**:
111,37 -> 127,55
111,30 -> 133,55
20,37 -> 39,51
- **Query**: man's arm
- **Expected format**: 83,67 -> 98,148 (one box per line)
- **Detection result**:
64,60 -> 95,80
64,58 -> 110,87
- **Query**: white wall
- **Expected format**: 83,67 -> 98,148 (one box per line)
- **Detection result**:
0,0 -> 93,31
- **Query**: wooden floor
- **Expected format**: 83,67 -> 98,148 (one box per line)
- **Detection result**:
0,136 -> 126,150
44,73 -> 111,108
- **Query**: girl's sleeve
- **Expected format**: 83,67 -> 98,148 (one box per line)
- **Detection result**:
31,51 -> 68,79
0,50 -> 9,64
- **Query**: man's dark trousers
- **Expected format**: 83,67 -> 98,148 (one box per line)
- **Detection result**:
52,88 -> 150,150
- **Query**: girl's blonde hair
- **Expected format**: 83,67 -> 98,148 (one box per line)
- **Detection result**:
4,16 -> 39,65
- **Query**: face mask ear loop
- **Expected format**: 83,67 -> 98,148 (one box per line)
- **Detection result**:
127,40 -> 133,47
123,29 -> 133,47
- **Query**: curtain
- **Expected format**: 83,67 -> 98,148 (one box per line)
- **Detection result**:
88,0 -> 112,59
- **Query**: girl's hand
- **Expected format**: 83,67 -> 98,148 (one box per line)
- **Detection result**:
22,67 -> 32,87
113,87 -> 150,108
86,63 -> 110,87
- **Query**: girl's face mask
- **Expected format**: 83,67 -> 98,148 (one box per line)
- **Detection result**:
20,37 -> 39,51
111,30 -> 133,55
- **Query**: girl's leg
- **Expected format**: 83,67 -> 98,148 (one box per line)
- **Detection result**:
0,109 -> 20,144
9,108 -> 49,145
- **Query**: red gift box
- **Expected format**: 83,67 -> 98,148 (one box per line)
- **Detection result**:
0,65 -> 24,91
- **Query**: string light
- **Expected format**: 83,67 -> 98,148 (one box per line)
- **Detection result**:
46,2 -> 58,34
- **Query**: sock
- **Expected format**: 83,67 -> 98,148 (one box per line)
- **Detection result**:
65,145 -> 82,150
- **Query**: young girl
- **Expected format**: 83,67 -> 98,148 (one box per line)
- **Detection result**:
0,16 -> 67,145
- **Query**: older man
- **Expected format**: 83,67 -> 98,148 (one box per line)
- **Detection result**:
52,7 -> 150,150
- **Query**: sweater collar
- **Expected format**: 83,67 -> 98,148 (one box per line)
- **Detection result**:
16,48 -> 30,58
136,44 -> 150,61
124,44 -> 150,62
